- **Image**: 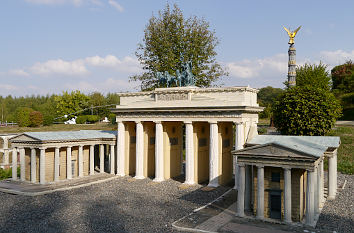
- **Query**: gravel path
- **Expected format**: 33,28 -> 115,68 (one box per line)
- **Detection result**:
316,173 -> 354,233
0,177 -> 229,233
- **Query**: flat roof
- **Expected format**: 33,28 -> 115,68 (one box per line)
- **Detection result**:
12,130 -> 116,142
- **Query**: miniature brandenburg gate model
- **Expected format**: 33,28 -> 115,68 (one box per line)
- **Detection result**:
3,55 -> 340,228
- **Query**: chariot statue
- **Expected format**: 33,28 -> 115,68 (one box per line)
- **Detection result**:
155,60 -> 196,87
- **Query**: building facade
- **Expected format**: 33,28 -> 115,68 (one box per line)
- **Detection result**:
112,86 -> 263,187
10,130 -> 116,184
233,135 -> 340,226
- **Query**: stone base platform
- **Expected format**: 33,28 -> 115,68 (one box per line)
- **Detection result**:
0,173 -> 117,196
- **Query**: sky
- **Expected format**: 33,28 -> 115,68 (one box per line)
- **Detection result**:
1,0 -> 354,96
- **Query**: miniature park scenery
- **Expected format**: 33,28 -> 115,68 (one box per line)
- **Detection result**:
0,2 -> 353,233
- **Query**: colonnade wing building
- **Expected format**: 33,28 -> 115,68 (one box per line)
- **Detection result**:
233,135 -> 340,226
111,86 -> 262,186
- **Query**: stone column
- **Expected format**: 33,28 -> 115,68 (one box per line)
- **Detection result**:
135,121 -> 144,179
30,148 -> 36,183
306,170 -> 315,226
237,164 -> 245,217
256,165 -> 264,219
284,167 -> 292,223
3,139 -> 9,165
319,159 -> 324,205
208,121 -> 219,187
89,145 -> 94,175
184,121 -> 195,185
328,151 -> 337,200
234,122 -> 244,190
12,148 -> 17,181
99,144 -> 104,173
67,146 -> 72,179
78,145 -> 83,177
110,144 -> 115,175
154,121 -> 164,182
20,148 -> 25,181
315,166 -> 320,215
117,121 -> 125,176
245,165 -> 252,211
39,148 -> 46,184
54,147 -> 60,182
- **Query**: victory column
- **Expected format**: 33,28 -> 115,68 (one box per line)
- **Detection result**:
284,26 -> 301,87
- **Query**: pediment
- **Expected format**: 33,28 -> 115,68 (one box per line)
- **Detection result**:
10,134 -> 40,142
234,143 -> 320,159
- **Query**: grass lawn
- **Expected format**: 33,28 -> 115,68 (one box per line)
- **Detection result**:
327,125 -> 354,174
0,123 -> 116,134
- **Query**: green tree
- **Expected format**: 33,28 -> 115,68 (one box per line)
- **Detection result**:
88,92 -> 107,117
54,91 -> 89,120
257,86 -> 284,119
15,107 -> 34,127
130,3 -> 227,90
295,63 -> 331,91
331,60 -> 354,94
272,86 -> 341,135
29,111 -> 43,127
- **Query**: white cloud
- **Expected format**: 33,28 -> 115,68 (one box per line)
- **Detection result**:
85,55 -> 141,72
225,53 -> 288,79
8,54 -> 140,77
8,69 -> 30,77
320,50 -> 354,65
30,59 -> 88,76
108,0 -> 123,12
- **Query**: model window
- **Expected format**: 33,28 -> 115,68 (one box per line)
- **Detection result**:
271,172 -> 280,182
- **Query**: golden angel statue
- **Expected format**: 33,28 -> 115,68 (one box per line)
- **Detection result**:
283,26 -> 301,44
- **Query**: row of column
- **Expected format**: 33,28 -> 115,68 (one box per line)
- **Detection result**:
236,160 -> 327,226
116,120 -> 249,186
12,144 -> 115,184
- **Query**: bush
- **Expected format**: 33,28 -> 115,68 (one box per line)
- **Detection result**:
272,86 -> 342,135
0,168 -> 13,180
76,115 -> 100,124
29,111 -> 43,127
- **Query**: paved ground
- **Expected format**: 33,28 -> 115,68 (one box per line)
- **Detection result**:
0,173 -> 352,233
0,176 -> 229,233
